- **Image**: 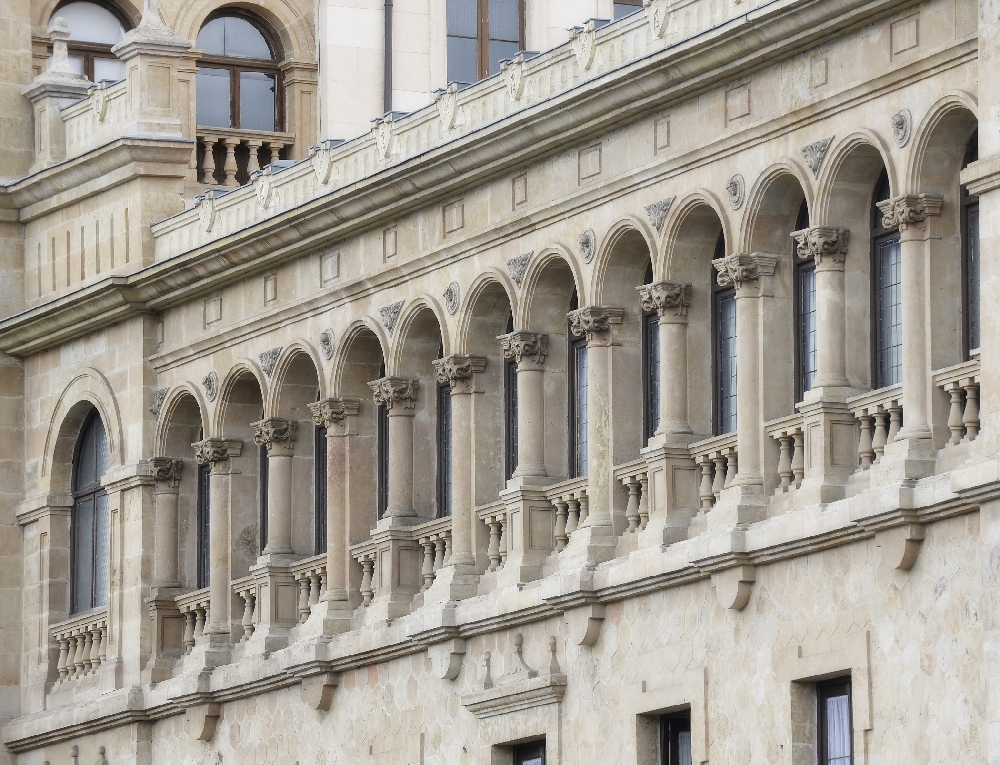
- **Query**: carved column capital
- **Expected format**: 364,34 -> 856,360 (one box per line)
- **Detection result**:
368,377 -> 419,411
149,457 -> 183,489
637,280 -> 692,320
567,306 -> 625,345
791,226 -> 850,268
498,331 -> 548,366
308,397 -> 362,428
712,253 -> 779,292
876,193 -> 943,232
192,438 -> 243,468
432,355 -> 487,395
251,417 -> 298,454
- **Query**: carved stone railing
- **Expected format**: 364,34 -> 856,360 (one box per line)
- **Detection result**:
51,608 -> 109,683
613,458 -> 649,532
231,574 -> 258,642
197,126 -> 295,187
175,587 -> 210,654
934,358 -> 981,446
63,79 -> 129,159
846,385 -> 903,471
765,414 -> 805,495
291,553 -> 327,625
543,476 -> 589,552
414,516 -> 453,592
689,433 -> 738,511
477,501 -> 508,572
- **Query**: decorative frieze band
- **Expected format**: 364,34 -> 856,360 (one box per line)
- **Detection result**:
369,377 -> 419,410
568,306 -> 625,344
433,355 -> 487,393
498,331 -> 548,365
876,194 -> 943,231
790,227 -> 850,267
192,438 -> 242,466
637,280 -> 692,318
309,397 -> 361,428
712,253 -> 778,290
251,418 -> 298,453
149,457 -> 183,489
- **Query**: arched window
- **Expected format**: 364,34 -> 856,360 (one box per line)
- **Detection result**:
446,0 -> 524,85
793,200 -> 815,400
962,131 -> 980,356
51,0 -> 129,82
713,234 -> 737,434
196,13 -> 283,132
871,171 -> 901,389
72,411 -> 110,613
642,262 -> 660,442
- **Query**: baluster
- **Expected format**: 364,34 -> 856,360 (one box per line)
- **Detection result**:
360,557 -> 375,606
222,137 -> 239,187
791,430 -> 805,489
724,449 -> 738,489
200,136 -> 216,184
247,139 -> 263,174
241,590 -> 256,639
183,609 -> 195,653
433,537 -> 446,572
624,477 -> 641,532
776,435 -> 793,494
90,624 -> 103,671
964,381 -> 980,442
319,570 -> 328,598
420,537 -> 435,589
81,628 -> 94,674
887,403 -> 902,443
553,499 -> 568,551
947,383 -> 965,445
487,518 -> 502,571
64,634 -> 78,679
711,454 -> 726,499
309,573 -> 322,607
872,409 -> 889,463
638,473 -> 649,530
698,458 -> 715,511
73,630 -> 86,676
297,576 -> 310,623
443,531 -> 452,565
499,517 -> 508,567
570,495 -> 584,530
98,622 -> 107,665
194,605 -> 206,638
857,413 -> 874,471
56,636 -> 69,681
269,143 -> 282,166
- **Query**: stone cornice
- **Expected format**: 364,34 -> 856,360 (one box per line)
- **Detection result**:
0,0 -> 925,358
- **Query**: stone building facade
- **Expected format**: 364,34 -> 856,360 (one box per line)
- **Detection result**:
1,0 -> 999,762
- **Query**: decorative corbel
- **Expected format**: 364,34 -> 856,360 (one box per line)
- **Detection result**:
711,565 -> 756,611
428,638 -> 467,681
565,603 -> 606,646
185,702 -> 221,741
876,523 -> 924,571
300,672 -> 340,711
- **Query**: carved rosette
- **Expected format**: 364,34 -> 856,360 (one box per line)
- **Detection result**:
637,280 -> 692,319
309,398 -> 361,428
568,306 -> 625,345
150,457 -> 183,489
368,377 -> 419,411
433,355 -> 487,394
498,331 -> 548,366
791,226 -> 850,267
251,418 -> 297,454
192,438 -> 241,467
712,253 -> 778,291
876,194 -> 944,232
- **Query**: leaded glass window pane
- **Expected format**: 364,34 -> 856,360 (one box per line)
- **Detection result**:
968,205 -> 980,351
574,343 -> 588,477
438,385 -> 453,517
645,311 -> 660,440
875,237 -> 902,387
799,263 -> 817,395
718,291 -> 737,434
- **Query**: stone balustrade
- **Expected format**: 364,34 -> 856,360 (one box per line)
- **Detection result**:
415,517 -> 453,592
765,414 -> 806,494
175,588 -> 210,654
232,575 -> 258,642
63,79 -> 129,159
846,385 -> 903,471
51,608 -> 108,683
544,477 -> 589,552
689,433 -> 739,511
197,127 -> 295,187
477,502 -> 508,572
934,357 -> 981,446
291,554 -> 327,625
614,459 -> 649,533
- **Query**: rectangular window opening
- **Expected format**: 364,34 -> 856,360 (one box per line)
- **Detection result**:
643,310 -> 661,442
259,444 -> 269,553
505,355 -> 518,481
314,424 -> 327,554
818,678 -> 853,765
798,261 -> 817,399
874,235 -> 902,388
197,463 -> 211,589
570,337 -> 589,477
660,710 -> 692,765
512,740 -> 546,765
714,288 -> 737,434
446,0 -> 524,84
437,383 -> 453,517
377,403 -> 389,519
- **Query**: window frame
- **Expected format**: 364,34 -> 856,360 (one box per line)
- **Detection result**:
446,0 -> 526,84
711,234 -> 736,435
504,322 -> 519,481
436,380 -> 453,518
793,199 -> 815,402
314,422 -> 328,554
961,131 -> 980,358
377,399 -> 389,520
195,10 -> 285,131
51,0 -> 132,82
70,411 -> 110,614
569,292 -> 589,478
659,710 -> 692,765
197,462 -> 211,589
870,171 -> 901,390
258,442 -> 269,553
642,306 -> 660,443
817,677 -> 853,765
512,740 -> 546,765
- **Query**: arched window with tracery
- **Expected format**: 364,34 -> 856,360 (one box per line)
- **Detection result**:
50,0 -> 130,82
71,411 -> 110,614
196,12 -> 283,132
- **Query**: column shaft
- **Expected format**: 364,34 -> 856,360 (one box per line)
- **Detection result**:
814,262 -> 849,388
152,488 -> 179,587
659,318 -> 691,435
515,364 -> 546,478
734,289 -> 763,484
264,453 -> 294,554
324,432 -> 349,601
387,411 -> 416,517
449,390 -> 475,565
208,467 -> 231,632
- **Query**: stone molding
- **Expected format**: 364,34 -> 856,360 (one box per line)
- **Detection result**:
192,438 -> 242,465
462,634 -> 565,719
251,418 -> 297,454
712,252 -> 779,291
149,457 -> 182,489
637,280 -> 692,319
498,330 -> 548,365
368,377 -> 419,410
790,226 -> 850,267
432,355 -> 487,394
875,193 -> 943,231
309,397 -> 361,428
568,306 -> 625,344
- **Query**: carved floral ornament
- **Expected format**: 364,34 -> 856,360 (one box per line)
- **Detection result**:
791,226 -> 850,266
726,173 -> 745,210
579,229 -> 596,263
149,457 -> 182,488
202,370 -> 219,402
319,329 -> 335,360
569,20 -> 598,71
259,347 -> 282,377
149,386 -> 168,415
498,330 -> 548,365
568,305 -> 624,342
876,193 -> 943,231
193,438 -> 240,466
637,280 -> 692,317
443,282 -> 460,314
251,417 -> 297,450
800,136 -> 833,179
434,82 -> 459,128
643,0 -> 669,38
309,397 -> 360,427
712,252 -> 778,290
644,197 -> 675,234
506,252 -> 532,287
379,300 -> 405,333
433,355 -> 487,388
369,377 -> 419,410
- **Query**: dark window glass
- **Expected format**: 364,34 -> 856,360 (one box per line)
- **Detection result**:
196,68 -> 231,128
71,412 -> 110,613
644,310 -> 661,441
259,443 -> 269,553
818,679 -> 853,765
51,1 -> 129,82
377,401 -> 389,519
874,238 -> 902,387
716,290 -> 737,434
660,711 -> 692,765
799,264 -> 817,395
572,339 -> 589,477
438,383 -> 453,517
447,0 -> 523,83
239,71 -> 277,131
315,424 -> 327,555
196,16 -> 273,59
963,132 -> 980,354
197,463 -> 211,588
614,0 -> 643,19
513,741 -> 545,765
504,314 -> 518,481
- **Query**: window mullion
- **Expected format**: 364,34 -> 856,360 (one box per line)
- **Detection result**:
479,0 -> 489,80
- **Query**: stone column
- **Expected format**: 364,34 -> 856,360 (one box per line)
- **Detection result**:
149,457 -> 182,588
307,397 -> 360,632
638,280 -> 693,439
251,417 -> 297,556
712,253 -> 780,489
498,331 -> 548,480
876,194 -> 943,441
368,377 -> 419,519
792,227 -> 851,389
432,355 -> 487,568
192,438 -> 242,634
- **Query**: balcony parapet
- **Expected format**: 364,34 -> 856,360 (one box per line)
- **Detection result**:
689,432 -> 738,512
933,356 -> 981,447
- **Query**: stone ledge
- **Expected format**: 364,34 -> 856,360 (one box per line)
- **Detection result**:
462,674 -> 567,719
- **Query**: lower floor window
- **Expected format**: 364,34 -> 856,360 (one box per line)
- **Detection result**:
660,711 -> 692,765
512,741 -> 545,765
818,678 -> 852,765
